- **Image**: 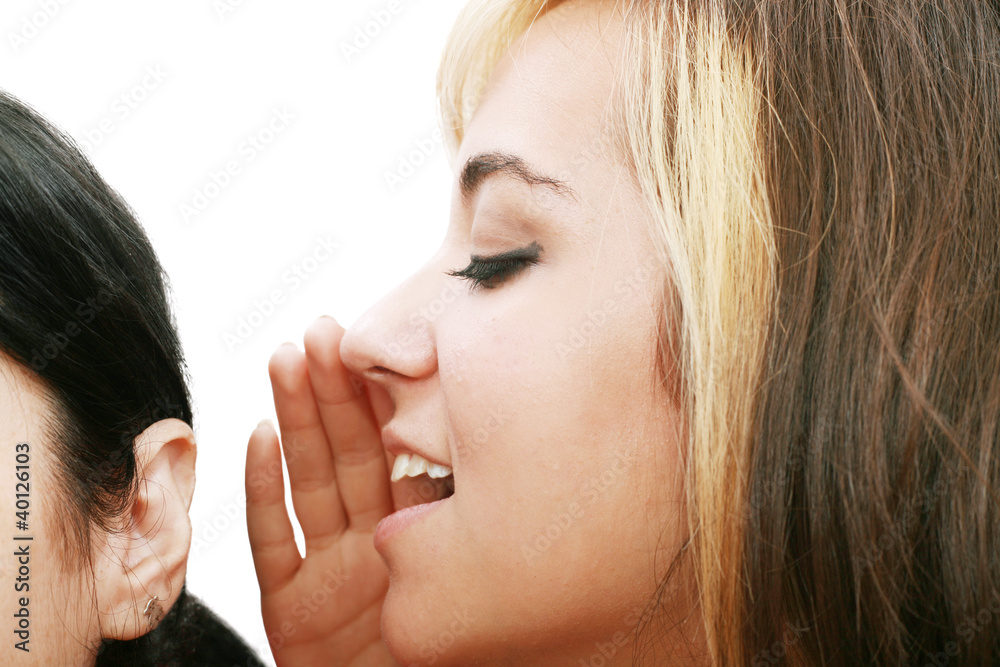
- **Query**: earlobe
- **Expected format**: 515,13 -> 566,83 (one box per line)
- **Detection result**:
93,418 -> 197,641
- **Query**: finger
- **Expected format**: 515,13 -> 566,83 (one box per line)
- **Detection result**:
245,420 -> 301,595
304,316 -> 393,532
269,343 -> 349,547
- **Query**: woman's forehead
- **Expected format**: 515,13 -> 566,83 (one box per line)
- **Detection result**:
456,3 -> 630,206
477,1 -> 626,112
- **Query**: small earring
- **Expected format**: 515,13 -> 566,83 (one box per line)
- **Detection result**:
143,595 -> 165,631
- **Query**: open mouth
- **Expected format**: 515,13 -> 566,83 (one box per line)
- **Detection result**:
375,453 -> 454,548
391,452 -> 455,502
437,475 -> 455,500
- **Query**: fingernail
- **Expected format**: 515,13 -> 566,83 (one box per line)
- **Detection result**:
320,314 -> 341,327
256,419 -> 274,431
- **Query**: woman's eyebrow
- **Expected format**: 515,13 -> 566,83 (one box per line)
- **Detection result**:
459,150 -> 579,204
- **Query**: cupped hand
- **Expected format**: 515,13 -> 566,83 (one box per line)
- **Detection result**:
245,316 -> 398,667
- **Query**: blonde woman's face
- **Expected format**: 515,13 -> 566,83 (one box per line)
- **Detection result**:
340,2 -> 690,663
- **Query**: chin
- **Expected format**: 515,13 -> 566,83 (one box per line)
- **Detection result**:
380,583 -> 480,667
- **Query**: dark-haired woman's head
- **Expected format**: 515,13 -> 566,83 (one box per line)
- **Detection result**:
0,89 -> 197,664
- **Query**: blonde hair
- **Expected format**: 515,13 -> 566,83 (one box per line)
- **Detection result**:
438,1 -> 775,663
437,1 -> 1000,664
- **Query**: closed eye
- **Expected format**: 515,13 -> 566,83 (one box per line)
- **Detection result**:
446,241 -> 543,293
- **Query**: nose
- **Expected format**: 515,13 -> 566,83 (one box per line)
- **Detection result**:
339,261 -> 441,387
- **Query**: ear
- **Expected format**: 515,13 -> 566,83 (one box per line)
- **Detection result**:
93,418 -> 197,641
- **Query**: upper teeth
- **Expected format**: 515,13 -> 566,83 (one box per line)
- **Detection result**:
391,452 -> 453,482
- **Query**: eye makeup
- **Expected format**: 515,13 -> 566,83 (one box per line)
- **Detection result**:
446,241 -> 543,293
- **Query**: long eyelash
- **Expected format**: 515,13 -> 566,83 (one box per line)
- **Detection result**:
446,241 -> 542,293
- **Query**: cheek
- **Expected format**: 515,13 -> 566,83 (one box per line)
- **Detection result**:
0,444 -> 97,661
438,289 -> 591,485
438,321 -> 577,550
437,273 -> 681,581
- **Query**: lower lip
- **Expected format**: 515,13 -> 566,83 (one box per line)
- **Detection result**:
374,496 -> 450,550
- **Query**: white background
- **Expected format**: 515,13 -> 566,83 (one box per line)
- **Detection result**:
1,0 -> 468,662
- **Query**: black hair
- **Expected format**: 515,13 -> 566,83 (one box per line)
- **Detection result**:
0,90 -> 263,666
